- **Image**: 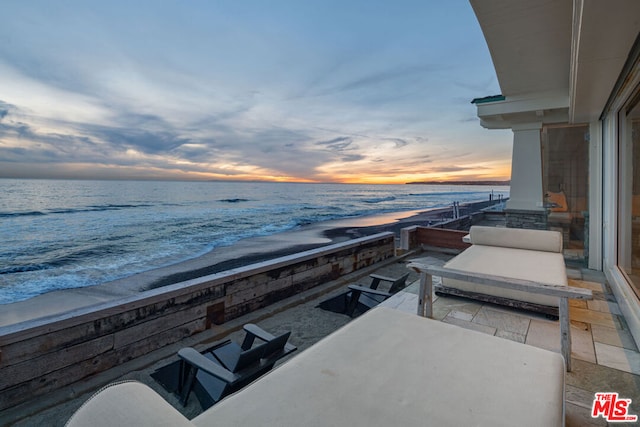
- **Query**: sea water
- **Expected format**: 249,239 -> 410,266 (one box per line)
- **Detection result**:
0,179 -> 509,304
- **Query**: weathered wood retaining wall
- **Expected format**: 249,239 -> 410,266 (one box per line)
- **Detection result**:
399,207 -> 506,252
400,227 -> 471,252
0,232 -> 395,410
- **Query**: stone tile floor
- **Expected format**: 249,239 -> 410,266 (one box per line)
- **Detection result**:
382,255 -> 640,426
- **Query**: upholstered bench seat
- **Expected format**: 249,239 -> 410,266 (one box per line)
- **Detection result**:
67,308 -> 565,427
441,226 -> 567,309
444,244 -> 567,307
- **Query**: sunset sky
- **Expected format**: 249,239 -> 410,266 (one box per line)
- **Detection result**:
0,1 -> 512,184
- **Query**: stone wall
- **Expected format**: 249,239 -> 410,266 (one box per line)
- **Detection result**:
505,208 -> 548,230
0,232 -> 395,411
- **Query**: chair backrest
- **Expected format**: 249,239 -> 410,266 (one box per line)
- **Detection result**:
261,331 -> 291,359
469,225 -> 563,253
389,273 -> 410,294
229,342 -> 268,372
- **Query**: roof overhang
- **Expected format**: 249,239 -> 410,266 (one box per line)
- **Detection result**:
570,0 -> 640,123
474,91 -> 569,130
470,0 -> 640,126
470,0 -> 572,98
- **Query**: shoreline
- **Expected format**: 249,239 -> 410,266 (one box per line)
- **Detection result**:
143,207 -> 452,289
0,202 -> 489,327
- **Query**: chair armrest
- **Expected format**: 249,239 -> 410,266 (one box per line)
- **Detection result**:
244,324 -> 276,343
348,284 -> 392,297
178,348 -> 238,384
407,263 -> 593,300
243,324 -> 296,353
369,274 -> 397,283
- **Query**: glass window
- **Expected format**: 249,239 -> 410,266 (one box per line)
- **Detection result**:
619,92 -> 640,297
541,124 -> 590,261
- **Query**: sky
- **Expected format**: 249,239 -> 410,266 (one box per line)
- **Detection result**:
0,1 -> 512,184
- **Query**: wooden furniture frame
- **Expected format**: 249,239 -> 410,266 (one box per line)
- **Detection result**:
408,262 -> 593,372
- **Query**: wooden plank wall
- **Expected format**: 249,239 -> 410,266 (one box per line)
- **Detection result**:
401,227 -> 472,251
416,227 -> 471,250
0,232 -> 395,410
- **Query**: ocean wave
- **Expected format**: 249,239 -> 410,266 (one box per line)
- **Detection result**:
0,210 -> 46,218
0,180 -> 509,305
218,198 -> 250,203
295,214 -> 340,226
0,264 -> 51,275
87,203 -> 153,210
363,196 -> 396,203
42,245 -> 129,269
0,204 -> 153,218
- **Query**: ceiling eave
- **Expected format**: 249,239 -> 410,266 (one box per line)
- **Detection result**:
470,0 -> 572,98
476,91 -> 569,129
569,0 -> 640,123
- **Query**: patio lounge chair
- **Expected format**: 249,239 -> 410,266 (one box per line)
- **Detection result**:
177,324 -> 296,409
345,272 -> 410,317
434,226 -> 568,316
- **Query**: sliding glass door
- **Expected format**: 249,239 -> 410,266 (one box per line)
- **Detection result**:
619,88 -> 640,298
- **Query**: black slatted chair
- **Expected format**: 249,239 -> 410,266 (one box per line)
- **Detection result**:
345,272 -> 410,317
178,324 -> 296,409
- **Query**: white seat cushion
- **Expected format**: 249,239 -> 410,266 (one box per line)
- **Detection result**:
194,307 -> 564,427
470,226 -> 563,253
443,244 -> 568,307
65,381 -> 194,427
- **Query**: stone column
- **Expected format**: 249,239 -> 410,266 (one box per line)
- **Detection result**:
506,123 -> 547,230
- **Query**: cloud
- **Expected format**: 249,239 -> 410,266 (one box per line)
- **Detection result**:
289,61 -> 447,114
0,96 -> 339,180
315,136 -> 353,151
0,100 -> 16,122
459,117 -> 479,123
171,144 -> 213,159
0,89 -> 509,183
0,2 -> 514,183
454,75 -> 498,93
385,138 -> 409,148
341,154 -> 365,162
86,125 -> 191,154
331,64 -> 439,94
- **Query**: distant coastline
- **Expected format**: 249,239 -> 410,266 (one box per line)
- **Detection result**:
405,180 -> 510,186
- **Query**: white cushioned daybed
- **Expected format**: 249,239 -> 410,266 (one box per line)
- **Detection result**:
66,307 -> 565,427
440,226 -> 567,314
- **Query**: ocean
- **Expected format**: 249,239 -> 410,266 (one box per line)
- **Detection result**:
0,179 -> 509,304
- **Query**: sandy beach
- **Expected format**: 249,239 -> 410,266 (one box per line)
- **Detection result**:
0,205 -> 463,327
